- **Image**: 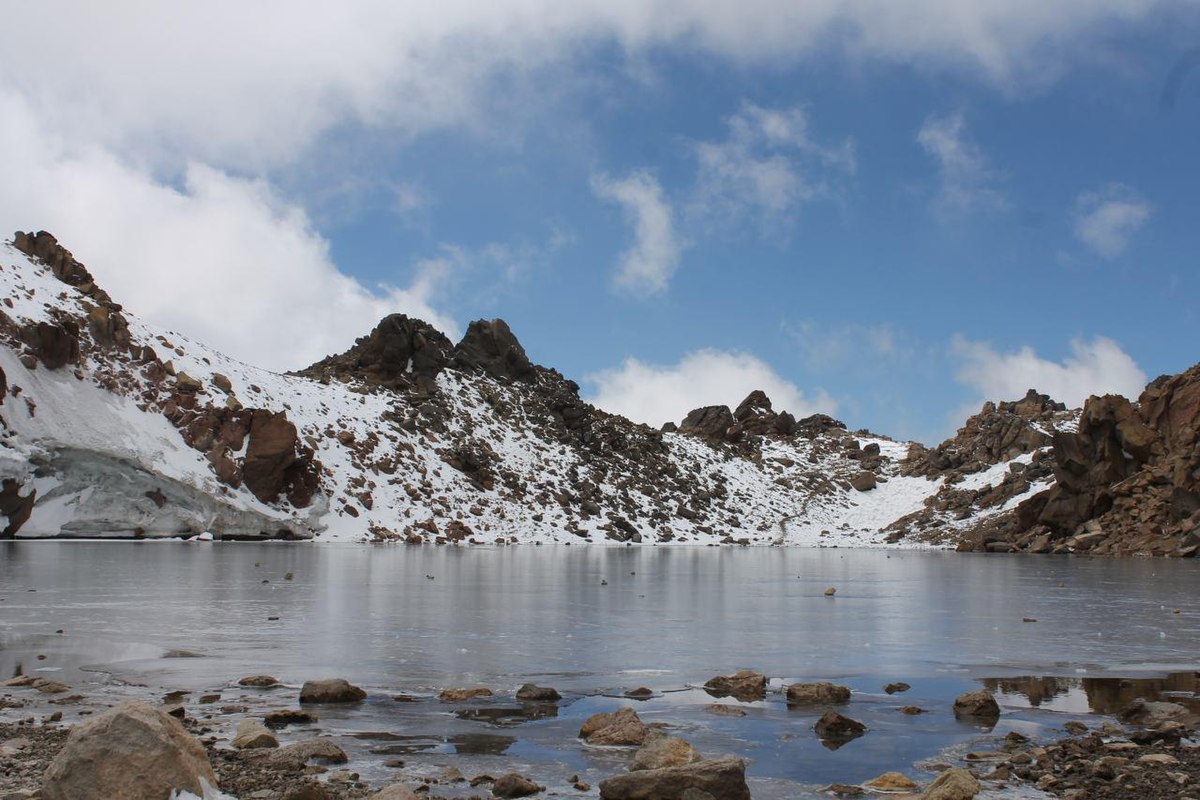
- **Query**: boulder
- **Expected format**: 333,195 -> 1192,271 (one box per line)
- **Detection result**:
813,711 -> 866,742
1119,698 -> 1196,727
631,732 -> 702,771
232,718 -> 279,749
953,690 -> 1000,722
491,773 -> 543,798
598,756 -> 750,800
41,700 -> 217,800
785,682 -> 850,706
20,320 -> 80,370
515,683 -> 561,701
703,670 -> 766,701
0,478 -> 36,539
921,767 -> 981,799
850,471 -> 877,492
679,406 -> 735,441
243,410 -> 299,504
580,707 -> 649,746
264,709 -> 318,728
267,738 -> 349,771
299,678 -> 366,704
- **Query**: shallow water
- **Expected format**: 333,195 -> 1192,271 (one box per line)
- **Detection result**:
1,543 -> 1198,797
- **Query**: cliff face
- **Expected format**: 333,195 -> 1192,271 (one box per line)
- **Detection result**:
0,231 -> 1195,555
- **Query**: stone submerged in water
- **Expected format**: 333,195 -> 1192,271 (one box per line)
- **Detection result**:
785,682 -> 851,706
598,755 -> 751,800
239,674 -> 280,688
864,771 -> 918,790
299,678 -> 366,704
439,687 -> 494,702
579,707 -> 649,746
41,700 -> 217,800
264,709 -> 318,728
702,670 -> 766,701
813,710 -> 866,742
514,683 -> 561,701
953,690 -> 1000,722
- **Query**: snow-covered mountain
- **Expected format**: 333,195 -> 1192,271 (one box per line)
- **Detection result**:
0,231 -> 1128,550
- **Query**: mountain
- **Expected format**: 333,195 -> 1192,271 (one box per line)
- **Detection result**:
0,231 -> 1194,556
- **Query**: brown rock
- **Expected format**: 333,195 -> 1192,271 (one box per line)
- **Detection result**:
243,410 -> 299,503
953,690 -> 1000,722
785,682 -> 850,706
41,700 -> 217,800
631,732 -> 702,771
439,687 -> 493,702
865,771 -> 918,790
598,756 -> 750,800
264,709 -> 318,728
813,710 -> 866,741
268,738 -> 349,771
491,773 -> 543,798
921,767 -> 981,799
452,319 -> 535,382
850,471 -> 877,492
239,674 -> 280,688
515,683 -> 561,701
232,718 -> 279,749
703,670 -> 766,701
580,707 -> 649,746
299,678 -> 366,704
372,785 -> 421,800
0,478 -> 36,539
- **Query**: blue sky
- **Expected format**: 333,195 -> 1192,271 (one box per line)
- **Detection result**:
0,3 -> 1197,442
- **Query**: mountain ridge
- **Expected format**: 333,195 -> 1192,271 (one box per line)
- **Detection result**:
0,231 -> 1195,556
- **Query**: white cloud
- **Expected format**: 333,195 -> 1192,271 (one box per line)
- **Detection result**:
0,93 -> 458,371
692,102 -> 854,228
586,349 -> 836,427
1072,183 -> 1152,258
0,3 -> 1170,172
917,112 -> 1005,217
591,171 -> 682,296
952,335 -> 1147,408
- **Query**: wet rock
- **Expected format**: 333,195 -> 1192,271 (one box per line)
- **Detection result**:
264,709 -> 318,728
1119,698 -> 1195,727
580,707 -> 649,746
41,700 -> 217,800
491,772 -> 543,798
268,739 -> 349,771
705,704 -> 747,717
514,683 -> 560,701
921,767 -> 981,799
299,678 -> 366,704
630,732 -> 703,771
884,682 -> 911,694
813,711 -> 866,742
785,682 -> 850,706
439,687 -> 493,702
624,687 -> 654,700
702,670 -> 766,701
953,690 -> 1000,722
232,718 -> 279,749
598,756 -> 750,800
865,771 -> 918,790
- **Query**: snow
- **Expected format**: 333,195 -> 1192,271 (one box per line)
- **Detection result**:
0,240 -> 1070,547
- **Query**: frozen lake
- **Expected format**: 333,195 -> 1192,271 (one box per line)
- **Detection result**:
2,543 -> 1198,797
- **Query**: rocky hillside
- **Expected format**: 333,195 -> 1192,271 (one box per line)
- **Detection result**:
0,231 -> 1194,555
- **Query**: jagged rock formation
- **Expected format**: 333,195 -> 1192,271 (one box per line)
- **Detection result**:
957,368 -> 1200,556
0,231 -> 1196,555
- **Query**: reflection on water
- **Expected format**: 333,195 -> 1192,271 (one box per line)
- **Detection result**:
986,672 -> 1200,715
1,542 -> 1199,798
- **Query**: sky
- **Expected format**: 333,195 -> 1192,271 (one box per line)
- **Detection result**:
0,2 -> 1197,444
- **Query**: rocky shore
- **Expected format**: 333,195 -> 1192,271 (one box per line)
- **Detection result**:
3,668 -> 1198,800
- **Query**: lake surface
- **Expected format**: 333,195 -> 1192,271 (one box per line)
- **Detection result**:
2,543 -> 1198,798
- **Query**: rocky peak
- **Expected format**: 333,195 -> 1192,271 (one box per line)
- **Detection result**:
904,389 -> 1069,479
451,318 -> 534,382
299,313 -> 453,393
734,390 -> 772,420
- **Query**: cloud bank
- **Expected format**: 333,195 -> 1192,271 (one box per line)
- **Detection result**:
586,349 -> 836,427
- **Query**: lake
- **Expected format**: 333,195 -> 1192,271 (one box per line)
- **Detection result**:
2,543 -> 1198,798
